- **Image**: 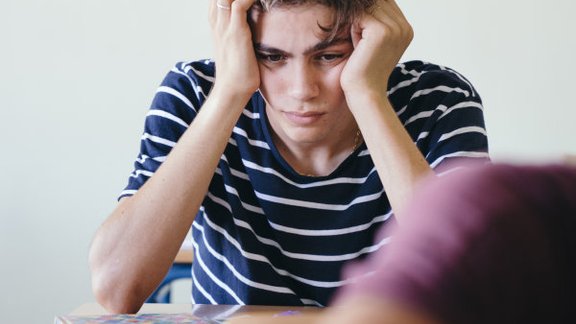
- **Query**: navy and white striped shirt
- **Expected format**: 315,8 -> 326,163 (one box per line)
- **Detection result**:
121,59 -> 489,307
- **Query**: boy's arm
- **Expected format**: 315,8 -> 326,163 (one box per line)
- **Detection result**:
89,0 -> 258,313
89,90 -> 251,313
341,0 -> 431,220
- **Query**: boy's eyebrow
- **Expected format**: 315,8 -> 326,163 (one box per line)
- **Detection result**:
309,37 -> 352,53
254,43 -> 287,55
254,37 -> 352,55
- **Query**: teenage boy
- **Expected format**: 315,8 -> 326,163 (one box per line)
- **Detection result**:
89,0 -> 489,313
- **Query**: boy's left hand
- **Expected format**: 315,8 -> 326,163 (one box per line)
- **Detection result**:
340,0 -> 413,102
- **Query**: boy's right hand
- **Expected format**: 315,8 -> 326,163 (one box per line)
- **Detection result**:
209,0 -> 260,99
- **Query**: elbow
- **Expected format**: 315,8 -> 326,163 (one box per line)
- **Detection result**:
90,264 -> 147,314
89,242 -> 147,314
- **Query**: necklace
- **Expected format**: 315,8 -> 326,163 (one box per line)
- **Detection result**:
300,128 -> 363,177
351,128 -> 363,154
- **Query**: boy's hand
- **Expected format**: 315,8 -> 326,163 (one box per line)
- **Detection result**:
209,0 -> 260,98
340,0 -> 413,102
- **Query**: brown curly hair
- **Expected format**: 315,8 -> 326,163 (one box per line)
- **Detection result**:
251,0 -> 376,40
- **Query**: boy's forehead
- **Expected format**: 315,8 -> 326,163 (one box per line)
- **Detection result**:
250,3 -> 337,28
250,4 -> 349,44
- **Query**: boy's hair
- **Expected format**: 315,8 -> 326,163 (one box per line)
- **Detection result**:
252,0 -> 376,40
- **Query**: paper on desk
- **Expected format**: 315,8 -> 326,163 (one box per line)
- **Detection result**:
53,313 -> 222,324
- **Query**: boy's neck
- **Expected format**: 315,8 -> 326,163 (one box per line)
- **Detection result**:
272,127 -> 362,177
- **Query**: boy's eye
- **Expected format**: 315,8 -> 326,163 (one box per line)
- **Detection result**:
257,53 -> 285,62
318,54 -> 344,62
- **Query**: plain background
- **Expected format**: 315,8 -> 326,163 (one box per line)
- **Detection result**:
1,0 -> 575,323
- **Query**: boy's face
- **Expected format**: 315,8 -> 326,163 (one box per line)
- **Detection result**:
251,4 -> 357,148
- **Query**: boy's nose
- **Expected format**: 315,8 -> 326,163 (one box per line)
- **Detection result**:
288,63 -> 320,101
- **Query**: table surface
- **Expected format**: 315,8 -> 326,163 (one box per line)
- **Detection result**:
64,303 -> 325,323
174,248 -> 193,264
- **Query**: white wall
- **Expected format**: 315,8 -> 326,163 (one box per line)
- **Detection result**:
402,0 -> 576,162
1,0 -> 574,323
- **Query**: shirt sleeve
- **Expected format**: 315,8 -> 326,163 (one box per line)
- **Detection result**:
119,60 -> 215,199
388,61 -> 490,170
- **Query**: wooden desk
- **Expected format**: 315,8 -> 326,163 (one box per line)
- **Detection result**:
174,247 -> 193,264
57,303 -> 324,323
69,302 -> 191,315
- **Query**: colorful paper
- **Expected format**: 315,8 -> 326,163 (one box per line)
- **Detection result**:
53,313 -> 222,324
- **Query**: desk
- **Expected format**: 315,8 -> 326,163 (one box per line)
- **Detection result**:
174,247 -> 194,264
56,303 -> 324,323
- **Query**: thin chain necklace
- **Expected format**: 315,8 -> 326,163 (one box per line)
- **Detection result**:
300,129 -> 363,177
351,128 -> 362,154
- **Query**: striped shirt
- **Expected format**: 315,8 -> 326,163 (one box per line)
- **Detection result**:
121,59 -> 490,307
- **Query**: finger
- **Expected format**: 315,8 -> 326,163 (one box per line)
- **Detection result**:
385,0 -> 411,25
216,0 -> 232,10
369,0 -> 411,36
231,0 -> 256,11
209,0 -> 217,27
380,0 -> 414,40
370,0 -> 400,24
229,0 -> 256,27
210,0 -> 232,28
350,22 -> 362,48
216,0 -> 233,19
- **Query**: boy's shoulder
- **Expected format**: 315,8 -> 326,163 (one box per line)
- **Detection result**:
390,60 -> 477,94
172,59 -> 216,79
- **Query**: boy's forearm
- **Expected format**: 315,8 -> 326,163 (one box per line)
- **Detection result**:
89,89 -> 251,313
347,92 -> 432,221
